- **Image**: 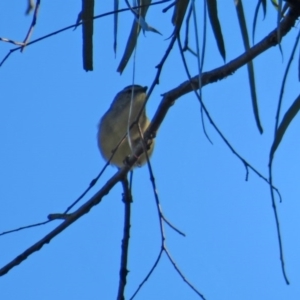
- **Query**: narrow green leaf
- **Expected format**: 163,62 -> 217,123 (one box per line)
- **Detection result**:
207,0 -> 226,61
114,0 -> 119,55
252,0 -> 267,44
235,0 -> 263,133
276,0 -> 283,45
275,31 -> 300,132
117,0 -> 151,74
82,0 -> 94,71
172,0 -> 190,33
261,0 -> 266,16
270,94 -> 300,159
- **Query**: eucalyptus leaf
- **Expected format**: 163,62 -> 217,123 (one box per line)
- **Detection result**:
207,0 -> 226,61
270,95 -> 300,158
117,0 -> 152,73
82,0 -> 94,71
235,0 -> 263,133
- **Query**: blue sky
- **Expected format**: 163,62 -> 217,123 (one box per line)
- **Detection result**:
1,1 -> 300,299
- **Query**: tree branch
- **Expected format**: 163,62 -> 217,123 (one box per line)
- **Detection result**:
0,4 -> 298,278
147,6 -> 300,138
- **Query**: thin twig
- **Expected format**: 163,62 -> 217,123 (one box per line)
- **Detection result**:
21,0 -> 41,52
63,162 -> 110,214
268,165 -> 289,284
136,32 -> 178,121
0,38 -> 25,46
0,220 -> 51,236
0,0 -> 171,67
177,29 -> 288,285
131,124 -> 204,298
117,177 -> 132,300
138,124 -> 185,237
177,35 -> 282,199
129,249 -> 163,300
165,247 -> 206,300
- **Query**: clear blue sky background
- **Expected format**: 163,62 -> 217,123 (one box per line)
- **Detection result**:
1,1 -> 300,299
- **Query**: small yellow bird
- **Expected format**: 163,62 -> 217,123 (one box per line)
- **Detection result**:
97,85 -> 154,168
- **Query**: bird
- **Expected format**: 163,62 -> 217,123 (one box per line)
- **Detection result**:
97,85 -> 154,168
